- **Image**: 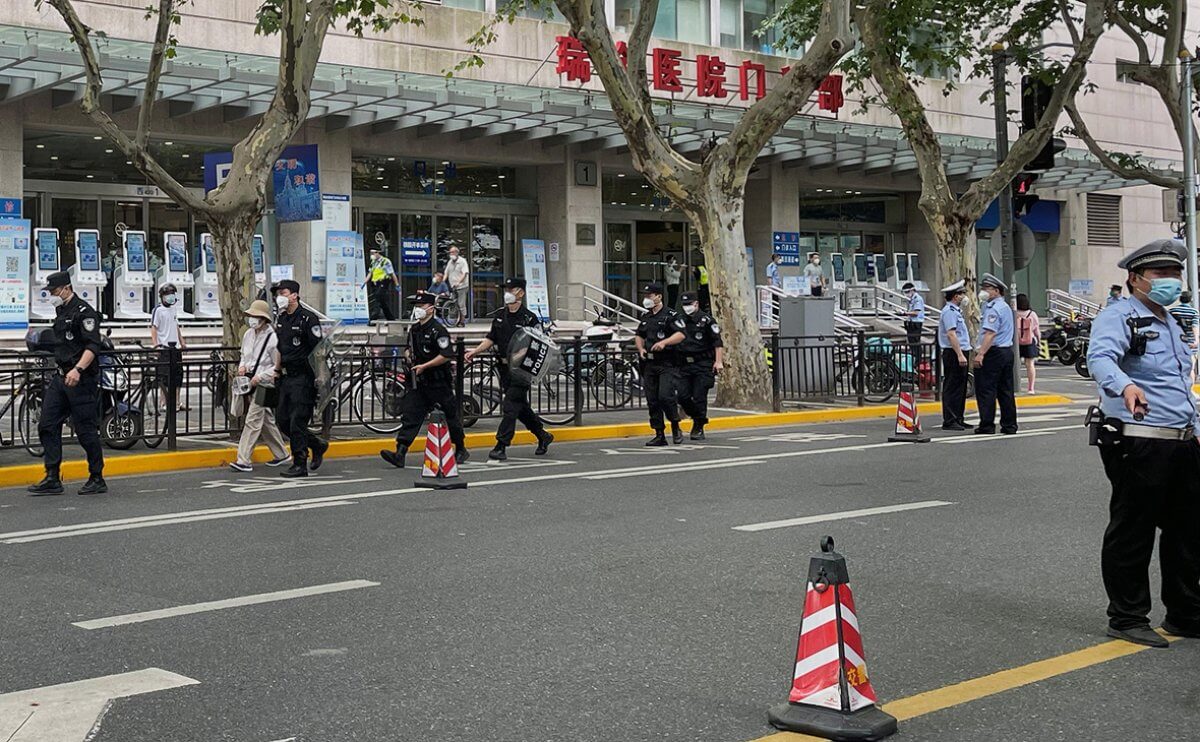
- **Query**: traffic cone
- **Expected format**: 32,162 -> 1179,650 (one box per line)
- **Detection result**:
768,537 -> 897,741
414,410 -> 466,490
888,387 -> 930,443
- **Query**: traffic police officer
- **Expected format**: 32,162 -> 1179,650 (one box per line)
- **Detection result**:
380,291 -> 468,468
972,272 -> 1017,434
636,282 -> 687,446
28,271 -> 106,496
1087,238 -> 1200,647
272,280 -> 329,478
465,277 -> 553,461
903,282 -> 926,345
367,246 -> 398,321
937,280 -> 971,431
675,291 -> 723,440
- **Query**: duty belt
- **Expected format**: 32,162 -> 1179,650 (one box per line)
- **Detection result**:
683,355 -> 713,364
1122,422 -> 1195,441
281,365 -> 313,377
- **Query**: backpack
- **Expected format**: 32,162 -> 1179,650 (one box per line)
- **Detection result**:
1018,311 -> 1037,345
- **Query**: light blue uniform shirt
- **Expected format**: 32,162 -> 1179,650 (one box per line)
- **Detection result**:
1087,295 -> 1199,429
937,302 -> 971,351
907,292 -> 927,322
977,296 -> 1015,348
766,261 -> 780,288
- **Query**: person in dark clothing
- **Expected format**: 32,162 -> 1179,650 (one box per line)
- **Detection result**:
380,291 -> 469,468
28,271 -> 106,496
636,282 -> 687,446
675,291 -> 723,440
465,277 -> 553,461
272,280 -> 329,478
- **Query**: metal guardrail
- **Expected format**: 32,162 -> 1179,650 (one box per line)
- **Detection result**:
756,285 -> 865,337
1046,289 -> 1100,320
554,281 -> 647,326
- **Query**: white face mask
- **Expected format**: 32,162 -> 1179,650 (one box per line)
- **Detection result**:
683,303 -> 699,315
249,317 -> 265,328
642,297 -> 656,309
48,293 -> 64,308
275,295 -> 290,310
164,294 -> 178,306
503,291 -> 517,305
411,306 -> 428,321
978,290 -> 990,303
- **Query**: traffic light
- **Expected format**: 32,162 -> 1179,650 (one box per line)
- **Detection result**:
1013,172 -> 1039,217
1020,75 -> 1066,171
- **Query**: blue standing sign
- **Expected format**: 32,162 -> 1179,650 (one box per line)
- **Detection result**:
772,231 -> 801,266
0,219 -> 31,329
273,144 -> 322,223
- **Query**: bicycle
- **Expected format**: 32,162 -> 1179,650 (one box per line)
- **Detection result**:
0,351 -> 54,457
99,348 -> 167,450
318,344 -> 408,436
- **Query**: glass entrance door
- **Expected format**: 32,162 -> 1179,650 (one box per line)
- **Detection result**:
604,222 -> 635,305
470,216 -> 505,318
399,213 -> 432,315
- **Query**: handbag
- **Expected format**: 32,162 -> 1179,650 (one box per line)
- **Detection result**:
233,330 -> 273,413
254,383 -> 279,409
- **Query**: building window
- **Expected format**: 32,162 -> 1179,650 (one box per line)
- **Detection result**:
614,0 -> 639,34
1086,193 -> 1122,247
719,0 -> 742,48
352,157 -> 524,198
441,0 -> 484,9
521,2 -> 565,21
906,25 -> 957,81
613,0 -> 709,43
742,0 -> 776,54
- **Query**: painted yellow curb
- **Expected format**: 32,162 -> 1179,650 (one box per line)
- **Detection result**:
1,394 -> 1073,488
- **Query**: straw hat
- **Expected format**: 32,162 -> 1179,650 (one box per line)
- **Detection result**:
244,299 -> 272,320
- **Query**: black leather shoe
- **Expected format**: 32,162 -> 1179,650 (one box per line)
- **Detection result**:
941,423 -> 968,431
380,449 -> 405,469
1162,621 -> 1200,638
310,440 -> 329,471
456,447 -> 470,464
280,463 -> 309,478
671,423 -> 684,445
535,432 -> 553,456
1001,428 -> 1018,435
1107,625 -> 1169,648
690,425 -> 706,441
27,475 -> 64,496
488,445 -> 507,461
77,476 -> 107,496
645,433 -> 668,447
974,427 -> 996,435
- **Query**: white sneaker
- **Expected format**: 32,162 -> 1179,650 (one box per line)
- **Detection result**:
229,461 -> 253,473
265,455 -> 292,467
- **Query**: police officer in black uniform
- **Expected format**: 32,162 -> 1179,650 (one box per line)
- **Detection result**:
465,277 -> 553,461
675,291 -> 723,441
28,271 -> 107,496
636,282 -> 687,446
272,280 -> 329,478
380,291 -> 469,468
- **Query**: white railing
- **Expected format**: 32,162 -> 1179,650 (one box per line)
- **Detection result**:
1046,289 -> 1101,320
554,281 -> 646,326
756,284 -> 863,337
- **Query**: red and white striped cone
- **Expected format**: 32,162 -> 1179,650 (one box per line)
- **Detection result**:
888,387 -> 930,443
768,537 -> 897,741
414,410 -> 467,490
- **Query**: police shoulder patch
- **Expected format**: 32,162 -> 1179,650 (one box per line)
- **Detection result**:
437,335 -> 450,349
311,324 -> 322,337
674,319 -> 686,330
82,317 -> 96,332
711,323 -> 720,333
987,313 -> 997,323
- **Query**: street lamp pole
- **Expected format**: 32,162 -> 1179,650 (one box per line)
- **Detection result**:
1181,50 -> 1199,318
992,43 -> 1020,389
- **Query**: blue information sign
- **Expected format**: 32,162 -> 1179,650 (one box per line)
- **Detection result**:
772,230 -> 801,266
400,238 -> 431,267
0,197 -> 20,219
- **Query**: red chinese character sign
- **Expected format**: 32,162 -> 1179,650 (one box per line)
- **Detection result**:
696,54 -> 728,98
652,48 -> 683,92
555,36 -> 592,83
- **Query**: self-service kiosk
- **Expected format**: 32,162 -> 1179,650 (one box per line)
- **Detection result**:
31,228 -> 60,320
252,234 -> 266,289
68,229 -> 107,311
907,252 -> 927,292
193,233 -> 220,318
113,230 -> 153,320
157,232 -> 195,319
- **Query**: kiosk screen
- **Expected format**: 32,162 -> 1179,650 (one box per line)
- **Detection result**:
36,231 -> 58,271
126,233 -> 146,272
79,232 -> 100,271
167,234 -> 188,272
203,236 -> 216,273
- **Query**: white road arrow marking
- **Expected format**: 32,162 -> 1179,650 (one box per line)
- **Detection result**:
0,668 -> 198,742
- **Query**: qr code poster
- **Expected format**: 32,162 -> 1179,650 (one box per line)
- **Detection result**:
5,256 -> 17,273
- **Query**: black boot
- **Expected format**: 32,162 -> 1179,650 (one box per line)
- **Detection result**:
310,439 -> 329,471
28,472 -> 64,496
535,432 -> 554,456
280,460 -> 309,478
671,422 -> 684,445
380,448 -> 407,468
489,444 -> 508,461
1107,625 -> 1169,648
456,447 -> 470,464
690,424 -> 706,441
78,475 -> 108,496
645,432 -> 668,447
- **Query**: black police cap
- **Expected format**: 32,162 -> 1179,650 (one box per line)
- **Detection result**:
408,291 -> 438,306
44,271 -> 71,289
503,277 -> 527,290
271,279 -> 301,294
641,282 -> 664,295
680,291 -> 698,304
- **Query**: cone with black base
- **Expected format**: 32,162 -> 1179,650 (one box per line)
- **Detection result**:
888,386 -> 930,443
767,537 -> 897,741
415,410 -> 467,490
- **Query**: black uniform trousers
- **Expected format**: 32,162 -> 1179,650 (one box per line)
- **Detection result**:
905,321 -> 924,346
940,348 -> 968,427
974,347 -> 1017,432
275,369 -> 325,464
643,361 -> 681,431
370,282 -> 396,321
666,284 -> 679,310
677,361 -> 714,426
38,372 -> 104,476
496,367 -> 546,446
394,381 -> 466,452
1099,437 -> 1200,631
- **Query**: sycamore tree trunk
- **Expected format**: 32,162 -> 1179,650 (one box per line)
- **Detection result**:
681,183 -> 771,409
207,208 -> 262,350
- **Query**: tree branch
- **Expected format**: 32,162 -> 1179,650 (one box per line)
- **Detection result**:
626,0 -> 658,128
137,0 -> 175,151
1064,100 -> 1181,188
1056,0 -> 1081,46
1110,7 -> 1151,66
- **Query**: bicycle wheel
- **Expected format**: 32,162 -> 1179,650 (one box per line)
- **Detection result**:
461,395 -> 480,428
19,388 -> 43,457
102,408 -> 141,450
590,357 -> 635,409
441,299 -> 462,326
862,360 -> 899,403
534,369 -> 577,425
142,387 -> 167,449
353,376 -> 404,434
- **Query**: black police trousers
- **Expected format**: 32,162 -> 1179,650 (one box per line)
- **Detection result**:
905,321 -> 924,346
275,371 -> 325,464
940,348 -> 968,427
496,369 -> 546,446
1098,437 -> 1200,631
370,282 -> 395,321
394,382 -> 465,452
974,347 -> 1016,432
677,362 -> 714,426
643,362 -> 680,431
38,372 -> 104,476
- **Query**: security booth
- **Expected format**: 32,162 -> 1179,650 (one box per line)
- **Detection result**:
193,233 -> 221,318
113,229 -> 153,320
157,231 -> 195,318
777,294 -> 838,398
31,227 -> 60,320
68,228 -> 107,311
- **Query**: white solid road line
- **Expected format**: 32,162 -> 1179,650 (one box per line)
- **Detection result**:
732,500 -> 955,532
73,579 -> 380,630
0,668 -> 198,742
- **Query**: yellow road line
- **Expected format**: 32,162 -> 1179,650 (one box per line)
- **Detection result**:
0,394 -> 1073,488
751,632 -> 1177,741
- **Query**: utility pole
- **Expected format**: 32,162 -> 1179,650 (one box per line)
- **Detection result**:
1181,50 -> 1199,318
992,43 -> 1020,389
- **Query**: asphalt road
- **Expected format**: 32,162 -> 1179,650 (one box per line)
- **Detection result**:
0,398 -> 1196,742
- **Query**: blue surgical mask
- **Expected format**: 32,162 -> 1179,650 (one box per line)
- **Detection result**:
1146,277 -> 1183,306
